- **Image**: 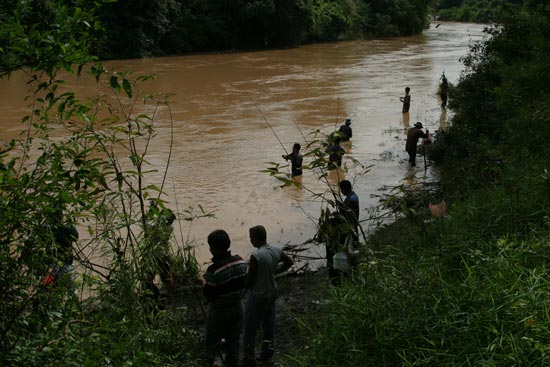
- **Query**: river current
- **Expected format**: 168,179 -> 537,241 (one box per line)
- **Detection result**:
0,22 -> 489,266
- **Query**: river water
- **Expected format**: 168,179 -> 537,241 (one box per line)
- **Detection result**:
0,22 -> 488,267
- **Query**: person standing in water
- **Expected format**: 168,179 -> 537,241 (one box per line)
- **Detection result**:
338,118 -> 353,141
282,143 -> 303,177
400,87 -> 411,113
406,122 -> 429,167
325,136 -> 345,169
439,75 -> 449,108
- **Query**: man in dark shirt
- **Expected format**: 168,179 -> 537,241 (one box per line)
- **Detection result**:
338,119 -> 352,141
202,229 -> 247,367
325,136 -> 345,169
282,143 -> 303,177
325,180 -> 360,284
439,76 -> 449,108
338,180 -> 359,234
406,122 -> 429,167
400,87 -> 411,113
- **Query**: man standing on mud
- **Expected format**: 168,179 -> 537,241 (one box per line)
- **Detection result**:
406,122 -> 428,167
201,229 -> 248,367
243,225 -> 294,366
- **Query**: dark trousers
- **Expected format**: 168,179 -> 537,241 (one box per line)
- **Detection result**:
243,289 -> 278,363
407,147 -> 417,166
205,302 -> 243,367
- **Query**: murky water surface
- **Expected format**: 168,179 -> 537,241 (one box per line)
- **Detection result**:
0,22 -> 488,266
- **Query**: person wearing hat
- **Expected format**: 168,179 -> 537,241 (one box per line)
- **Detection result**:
338,118 -> 353,141
406,122 -> 429,167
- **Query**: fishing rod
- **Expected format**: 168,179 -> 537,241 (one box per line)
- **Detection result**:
250,99 -> 289,155
291,117 -> 342,205
293,119 -> 370,268
333,96 -> 340,130
292,117 -> 308,144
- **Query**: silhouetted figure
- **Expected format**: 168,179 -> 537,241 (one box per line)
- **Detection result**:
338,119 -> 353,141
406,122 -> 428,167
325,136 -> 345,169
400,87 -> 411,113
439,75 -> 449,108
282,143 -> 303,177
324,180 -> 360,285
202,229 -> 247,367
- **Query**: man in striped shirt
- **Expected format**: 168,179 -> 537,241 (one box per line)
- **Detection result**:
202,229 -> 248,367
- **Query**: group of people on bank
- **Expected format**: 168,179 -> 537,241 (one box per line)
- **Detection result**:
148,78 -> 449,364
200,225 -> 293,367
196,192 -> 359,366
194,117 -> 359,365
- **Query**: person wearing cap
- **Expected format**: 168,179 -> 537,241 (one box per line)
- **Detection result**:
338,119 -> 353,141
406,122 -> 429,167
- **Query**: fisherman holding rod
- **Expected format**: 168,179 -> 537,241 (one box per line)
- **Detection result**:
405,122 -> 429,168
282,143 -> 303,178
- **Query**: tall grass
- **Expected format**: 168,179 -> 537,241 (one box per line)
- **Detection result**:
287,221 -> 550,366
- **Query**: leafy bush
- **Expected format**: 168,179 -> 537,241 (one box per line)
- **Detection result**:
1,2 -> 207,366
286,5 -> 550,366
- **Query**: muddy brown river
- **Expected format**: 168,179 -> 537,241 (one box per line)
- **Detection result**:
0,22 -> 488,267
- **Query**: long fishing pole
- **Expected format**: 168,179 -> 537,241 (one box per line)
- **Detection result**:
292,117 -> 308,144
250,99 -> 289,155
334,96 -> 340,130
291,117 -> 341,203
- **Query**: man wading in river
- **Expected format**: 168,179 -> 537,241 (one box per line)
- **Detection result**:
282,143 -> 303,178
406,122 -> 429,167
338,118 -> 353,141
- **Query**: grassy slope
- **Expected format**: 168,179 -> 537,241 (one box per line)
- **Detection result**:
285,7 -> 550,367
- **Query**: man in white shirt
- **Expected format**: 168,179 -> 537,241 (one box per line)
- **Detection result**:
242,225 -> 294,366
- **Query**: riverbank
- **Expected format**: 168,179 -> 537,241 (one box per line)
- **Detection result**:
173,266 -> 332,365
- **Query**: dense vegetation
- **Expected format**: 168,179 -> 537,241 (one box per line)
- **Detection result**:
289,2 -> 550,366
1,1 -> 207,366
3,0 -> 549,366
99,0 -> 433,59
0,0 -> 436,61
435,0 -> 522,22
